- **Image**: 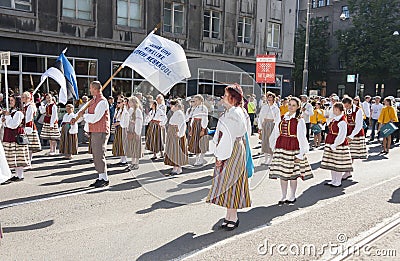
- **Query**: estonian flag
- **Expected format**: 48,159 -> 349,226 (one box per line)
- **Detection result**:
37,50 -> 79,104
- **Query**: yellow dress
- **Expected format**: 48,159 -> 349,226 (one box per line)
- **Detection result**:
378,106 -> 399,124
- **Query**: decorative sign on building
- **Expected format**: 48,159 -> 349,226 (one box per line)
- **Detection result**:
256,55 -> 276,84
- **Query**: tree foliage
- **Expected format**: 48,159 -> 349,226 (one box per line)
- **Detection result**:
336,0 -> 400,81
294,18 -> 331,90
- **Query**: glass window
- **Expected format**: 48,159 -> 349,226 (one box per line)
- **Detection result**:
342,6 -> 350,19
62,0 -> 93,21
117,0 -> 143,28
318,0 -> 325,7
204,10 -> 221,39
22,56 -> 45,73
312,0 -> 317,9
267,22 -> 281,48
0,0 -> 32,11
238,16 -> 252,44
163,1 -> 185,34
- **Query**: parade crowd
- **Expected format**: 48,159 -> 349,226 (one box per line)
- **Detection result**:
0,82 -> 399,231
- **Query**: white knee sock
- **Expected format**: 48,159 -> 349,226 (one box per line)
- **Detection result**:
332,171 -> 342,186
16,167 -> 24,179
120,156 -> 127,163
280,179 -> 288,201
342,171 -> 352,179
289,180 -> 298,201
99,173 -> 109,181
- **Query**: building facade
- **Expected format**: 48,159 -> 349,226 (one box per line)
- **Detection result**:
298,0 -> 400,98
0,0 -> 297,99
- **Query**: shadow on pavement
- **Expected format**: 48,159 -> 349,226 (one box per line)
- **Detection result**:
2,220 -> 54,233
388,188 -> 400,204
137,180 -> 357,261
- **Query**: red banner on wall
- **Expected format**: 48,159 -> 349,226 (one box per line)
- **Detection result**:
256,55 -> 276,84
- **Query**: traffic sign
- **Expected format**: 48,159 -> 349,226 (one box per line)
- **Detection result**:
0,51 -> 10,66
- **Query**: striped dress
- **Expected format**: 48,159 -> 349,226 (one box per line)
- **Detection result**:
345,106 -> 367,159
164,110 -> 188,167
112,108 -> 125,157
22,103 -> 41,153
2,110 -> 30,168
269,114 -> 313,180
206,106 -> 251,209
145,106 -> 167,154
39,103 -> 60,140
188,105 -> 209,154
321,115 -> 354,172
59,113 -> 78,155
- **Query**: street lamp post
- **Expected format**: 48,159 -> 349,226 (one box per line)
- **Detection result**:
302,0 -> 312,95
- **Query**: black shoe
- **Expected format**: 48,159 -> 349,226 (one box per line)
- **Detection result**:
10,176 -> 20,182
94,179 -> 109,188
285,199 -> 296,204
132,164 -> 139,170
225,219 -> 239,231
278,200 -> 286,205
117,162 -> 128,166
150,157 -> 157,160
220,219 -> 229,229
14,177 -> 24,182
89,179 -> 100,187
1,178 -> 13,185
342,175 -> 353,181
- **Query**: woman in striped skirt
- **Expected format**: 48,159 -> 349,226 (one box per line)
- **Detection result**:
188,95 -> 209,166
39,93 -> 60,155
207,84 -> 251,231
121,96 -> 143,171
342,97 -> 367,181
21,91 -> 41,166
1,95 -> 30,185
59,104 -> 78,159
321,102 -> 353,187
145,98 -> 167,160
112,96 -> 128,165
164,99 -> 188,176
269,97 -> 313,205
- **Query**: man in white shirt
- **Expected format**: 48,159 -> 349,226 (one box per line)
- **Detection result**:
300,95 -> 314,141
369,96 -> 383,141
361,95 -> 371,137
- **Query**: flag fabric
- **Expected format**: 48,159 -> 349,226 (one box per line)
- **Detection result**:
122,32 -> 191,95
37,52 -> 78,104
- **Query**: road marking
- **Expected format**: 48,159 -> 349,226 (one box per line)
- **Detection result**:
178,174 -> 400,261
0,187 -> 109,210
326,212 -> 400,261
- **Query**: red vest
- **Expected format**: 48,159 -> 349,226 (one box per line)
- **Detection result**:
44,103 -> 58,124
3,111 -> 25,143
325,115 -> 348,146
275,116 -> 300,150
345,106 -> 364,137
88,95 -> 110,133
22,103 -> 37,130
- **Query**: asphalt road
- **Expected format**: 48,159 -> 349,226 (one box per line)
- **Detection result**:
0,136 -> 399,261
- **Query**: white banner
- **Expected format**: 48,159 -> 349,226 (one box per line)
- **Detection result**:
122,32 -> 191,95
38,67 -> 67,104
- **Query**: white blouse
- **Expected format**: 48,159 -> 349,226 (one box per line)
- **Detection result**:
301,102 -> 314,124
24,103 -> 37,134
169,110 -> 187,138
330,114 -> 348,150
213,106 -> 249,161
121,108 -> 143,136
258,103 -> 280,126
347,105 -> 364,139
61,113 -> 78,134
269,112 -> 309,160
4,110 -> 24,129
148,104 -> 167,126
39,102 -> 58,127
191,105 -> 209,129
185,107 -> 194,122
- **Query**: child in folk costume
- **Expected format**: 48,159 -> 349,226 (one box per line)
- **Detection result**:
342,97 -> 367,180
269,97 -> 313,205
188,94 -> 209,166
378,97 -> 399,154
39,93 -> 60,155
59,104 -> 79,159
1,95 -> 30,185
121,96 -> 143,171
146,97 -> 168,160
164,100 -> 188,176
21,91 -> 41,165
258,91 -> 281,165
112,96 -> 128,165
321,102 -> 353,187
207,84 -> 252,231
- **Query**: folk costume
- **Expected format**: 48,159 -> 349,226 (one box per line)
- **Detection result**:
112,107 -> 127,163
39,102 -> 60,141
188,104 -> 209,165
345,105 -> 367,159
121,107 -> 143,170
22,102 -> 41,155
145,104 -> 167,157
258,102 -> 280,164
59,112 -> 79,157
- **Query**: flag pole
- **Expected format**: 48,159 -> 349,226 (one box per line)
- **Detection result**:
75,23 -> 161,118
